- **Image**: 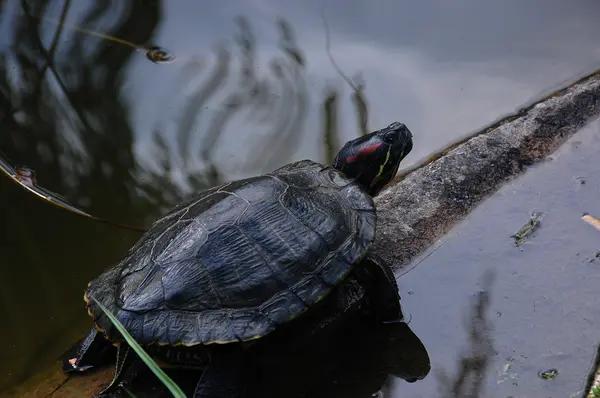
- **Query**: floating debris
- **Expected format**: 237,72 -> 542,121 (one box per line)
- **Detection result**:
511,212 -> 544,247
588,251 -> 600,263
34,13 -> 176,65
2,163 -> 93,217
145,46 -> 176,64
14,166 -> 37,187
0,153 -> 145,232
497,361 -> 519,385
582,213 -> 600,232
538,368 -> 559,380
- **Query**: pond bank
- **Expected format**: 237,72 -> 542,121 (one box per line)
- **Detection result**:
7,70 -> 600,397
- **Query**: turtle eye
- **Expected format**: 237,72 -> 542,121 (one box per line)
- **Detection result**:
381,121 -> 408,144
382,131 -> 396,144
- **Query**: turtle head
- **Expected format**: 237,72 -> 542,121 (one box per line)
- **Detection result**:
332,122 -> 413,196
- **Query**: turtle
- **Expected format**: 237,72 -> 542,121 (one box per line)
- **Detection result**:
63,121 -> 414,398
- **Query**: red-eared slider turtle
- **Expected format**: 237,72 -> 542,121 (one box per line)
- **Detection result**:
63,122 -> 413,398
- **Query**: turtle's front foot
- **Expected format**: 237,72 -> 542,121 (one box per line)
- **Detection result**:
380,313 -> 405,324
62,328 -> 116,373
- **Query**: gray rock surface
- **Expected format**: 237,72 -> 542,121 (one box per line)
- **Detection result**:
373,73 -> 600,270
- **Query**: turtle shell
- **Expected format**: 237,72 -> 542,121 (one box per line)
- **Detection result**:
85,160 -> 376,347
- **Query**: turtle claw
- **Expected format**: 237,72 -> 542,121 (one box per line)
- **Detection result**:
66,358 -> 95,372
381,316 -> 404,325
98,344 -> 135,396
61,328 -> 115,374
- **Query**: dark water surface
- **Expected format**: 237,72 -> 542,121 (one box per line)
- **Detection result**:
1,0 -> 600,395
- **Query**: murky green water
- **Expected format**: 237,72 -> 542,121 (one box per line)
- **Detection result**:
1,0 -> 600,396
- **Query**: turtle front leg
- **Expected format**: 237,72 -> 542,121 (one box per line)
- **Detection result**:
62,327 -> 116,373
97,343 -> 145,396
193,345 -> 247,398
355,254 -> 404,324
63,328 -> 145,396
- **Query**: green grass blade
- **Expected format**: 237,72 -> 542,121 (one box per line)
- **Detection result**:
91,297 -> 187,398
121,386 -> 138,398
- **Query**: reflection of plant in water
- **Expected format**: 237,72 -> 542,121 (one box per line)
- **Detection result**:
321,13 -> 369,164
1,0 -> 163,227
0,1 -> 314,227
322,87 -> 340,165
1,1 -> 372,231
436,270 -> 496,398
136,16 -> 310,221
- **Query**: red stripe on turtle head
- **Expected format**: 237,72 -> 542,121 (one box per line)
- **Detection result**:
346,142 -> 383,163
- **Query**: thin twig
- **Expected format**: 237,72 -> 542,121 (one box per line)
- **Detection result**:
320,12 -> 369,135
38,0 -> 71,78
320,12 -> 359,92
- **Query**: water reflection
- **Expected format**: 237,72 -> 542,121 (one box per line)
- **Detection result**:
0,2 -> 366,227
0,0 -> 372,392
292,322 -> 431,398
434,271 -> 495,398
68,320 -> 430,398
227,320 -> 430,398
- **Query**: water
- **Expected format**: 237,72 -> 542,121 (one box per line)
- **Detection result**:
1,0 -> 600,395
396,120 -> 600,398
